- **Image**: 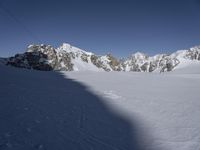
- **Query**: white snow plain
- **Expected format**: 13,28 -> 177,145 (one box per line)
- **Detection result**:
1,63 -> 200,150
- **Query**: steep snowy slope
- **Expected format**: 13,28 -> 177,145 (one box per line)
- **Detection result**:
6,43 -> 121,71
170,60 -> 200,74
56,43 -> 99,71
123,46 -> 200,72
124,52 -> 179,72
4,43 -> 200,72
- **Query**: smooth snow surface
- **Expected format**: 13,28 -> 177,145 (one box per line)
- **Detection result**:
1,64 -> 200,150
64,71 -> 200,150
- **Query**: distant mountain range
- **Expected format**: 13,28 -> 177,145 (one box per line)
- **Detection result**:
1,43 -> 200,72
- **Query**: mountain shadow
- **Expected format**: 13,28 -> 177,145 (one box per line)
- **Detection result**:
0,65 -> 147,150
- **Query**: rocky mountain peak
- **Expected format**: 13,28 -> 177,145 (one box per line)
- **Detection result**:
57,43 -> 93,56
4,43 -> 200,72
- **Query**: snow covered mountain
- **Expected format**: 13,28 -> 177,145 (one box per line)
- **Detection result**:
123,46 -> 200,72
5,43 -> 200,72
6,43 -> 121,72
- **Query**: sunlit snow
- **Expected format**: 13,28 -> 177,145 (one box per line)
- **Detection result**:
1,63 -> 200,150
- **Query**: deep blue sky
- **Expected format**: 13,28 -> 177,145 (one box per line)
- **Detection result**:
0,0 -> 200,57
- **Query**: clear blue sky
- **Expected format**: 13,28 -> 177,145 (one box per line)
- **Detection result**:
0,0 -> 200,58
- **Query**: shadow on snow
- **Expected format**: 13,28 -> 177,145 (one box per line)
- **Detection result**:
0,66 -> 148,150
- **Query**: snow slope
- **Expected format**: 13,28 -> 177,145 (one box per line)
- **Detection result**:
56,43 -> 100,71
6,43 -> 200,72
170,60 -> 200,74
1,64 -> 200,150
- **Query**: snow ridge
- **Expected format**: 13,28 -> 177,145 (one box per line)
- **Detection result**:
4,43 -> 200,72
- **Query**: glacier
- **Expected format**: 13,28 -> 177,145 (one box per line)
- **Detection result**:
0,60 -> 200,149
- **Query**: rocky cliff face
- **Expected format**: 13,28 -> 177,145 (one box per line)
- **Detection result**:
123,52 -> 180,72
7,44 -> 73,71
5,43 -> 200,72
6,43 -> 121,71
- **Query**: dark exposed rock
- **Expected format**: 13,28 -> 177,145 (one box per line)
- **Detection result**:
6,44 -> 73,71
7,52 -> 53,71
185,47 -> 200,60
90,55 -> 102,68
106,54 -> 121,71
81,53 -> 89,63
5,44 -> 200,72
140,62 -> 149,72
159,57 -> 180,72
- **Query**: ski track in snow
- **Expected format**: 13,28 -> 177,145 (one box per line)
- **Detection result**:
1,64 -> 200,150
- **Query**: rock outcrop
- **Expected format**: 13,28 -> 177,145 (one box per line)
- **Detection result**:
5,43 -> 200,72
